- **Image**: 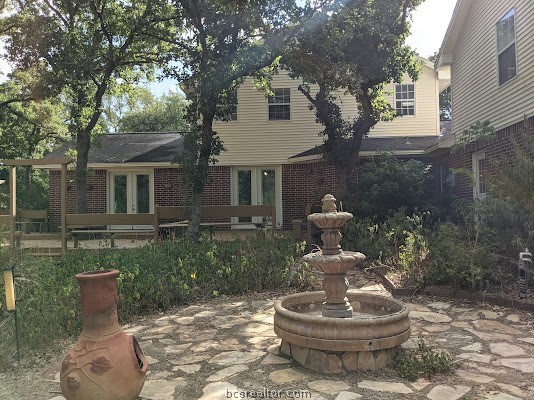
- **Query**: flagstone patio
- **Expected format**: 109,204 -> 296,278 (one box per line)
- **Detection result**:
2,271 -> 534,400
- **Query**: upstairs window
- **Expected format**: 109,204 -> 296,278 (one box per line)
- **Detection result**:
268,88 -> 290,120
395,84 -> 415,116
497,9 -> 516,85
215,89 -> 238,121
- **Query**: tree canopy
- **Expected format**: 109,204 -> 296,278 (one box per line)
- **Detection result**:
2,0 -> 173,212
283,0 -> 424,197
117,91 -> 190,133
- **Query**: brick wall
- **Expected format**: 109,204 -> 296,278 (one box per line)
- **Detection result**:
154,166 -> 231,207
282,161 -> 341,229
49,169 -> 107,231
443,117 -> 533,199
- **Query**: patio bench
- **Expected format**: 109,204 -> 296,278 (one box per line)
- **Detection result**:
154,204 -> 277,241
65,213 -> 154,248
18,209 -> 49,233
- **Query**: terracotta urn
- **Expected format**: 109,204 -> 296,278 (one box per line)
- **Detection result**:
60,270 -> 148,400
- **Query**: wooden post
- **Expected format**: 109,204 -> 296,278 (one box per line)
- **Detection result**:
61,164 -> 68,253
153,205 -> 159,243
9,166 -> 16,247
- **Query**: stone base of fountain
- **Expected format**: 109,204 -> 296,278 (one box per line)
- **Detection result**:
274,291 -> 410,373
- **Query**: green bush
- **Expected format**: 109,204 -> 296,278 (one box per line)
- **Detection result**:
0,233 -> 304,368
348,156 -> 431,220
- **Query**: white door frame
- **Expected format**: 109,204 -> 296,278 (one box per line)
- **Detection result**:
231,166 -> 282,228
108,170 -> 154,229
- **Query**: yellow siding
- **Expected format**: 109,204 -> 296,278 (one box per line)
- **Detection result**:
215,67 -> 439,166
452,0 -> 534,134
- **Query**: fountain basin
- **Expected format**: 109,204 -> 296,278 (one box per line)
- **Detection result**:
274,291 -> 410,372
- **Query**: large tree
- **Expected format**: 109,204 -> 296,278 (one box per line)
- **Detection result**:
283,0 -> 424,199
1,0 -> 173,212
161,0 -> 322,240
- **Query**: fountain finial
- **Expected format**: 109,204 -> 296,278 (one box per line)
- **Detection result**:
321,194 -> 337,213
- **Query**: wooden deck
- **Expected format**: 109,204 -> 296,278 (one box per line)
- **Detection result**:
13,229 -> 263,255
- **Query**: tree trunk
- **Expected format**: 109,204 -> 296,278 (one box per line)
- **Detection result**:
185,96 -> 217,242
185,188 -> 203,242
75,128 -> 91,213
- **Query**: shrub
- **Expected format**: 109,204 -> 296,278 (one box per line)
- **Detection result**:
348,155 -> 431,220
0,233 -> 305,369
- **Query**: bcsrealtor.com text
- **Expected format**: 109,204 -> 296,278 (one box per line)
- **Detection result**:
226,388 -> 312,398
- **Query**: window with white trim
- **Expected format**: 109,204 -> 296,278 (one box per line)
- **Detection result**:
395,84 -> 415,116
472,151 -> 487,199
215,89 -> 238,121
497,9 -> 516,86
268,88 -> 290,120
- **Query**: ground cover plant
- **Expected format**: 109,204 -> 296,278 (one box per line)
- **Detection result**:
393,337 -> 454,382
0,233 -> 306,369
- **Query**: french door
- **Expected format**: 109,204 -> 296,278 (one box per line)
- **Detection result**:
232,167 -> 281,228
109,171 -> 153,229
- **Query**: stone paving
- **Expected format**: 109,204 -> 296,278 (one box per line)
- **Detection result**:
41,273 -> 534,400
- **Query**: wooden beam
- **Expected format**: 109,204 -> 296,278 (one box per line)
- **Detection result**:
1,157 -> 74,166
61,163 -> 67,253
9,167 -> 16,246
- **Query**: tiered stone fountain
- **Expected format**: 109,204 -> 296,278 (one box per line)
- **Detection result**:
274,194 -> 411,373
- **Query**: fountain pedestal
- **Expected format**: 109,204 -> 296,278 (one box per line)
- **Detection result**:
273,194 -> 411,372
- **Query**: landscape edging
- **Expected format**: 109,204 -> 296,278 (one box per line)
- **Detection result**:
373,270 -> 534,312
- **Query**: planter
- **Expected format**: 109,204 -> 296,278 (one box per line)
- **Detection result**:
60,270 -> 148,400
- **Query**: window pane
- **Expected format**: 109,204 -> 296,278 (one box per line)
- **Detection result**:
261,169 -> 275,224
395,84 -> 415,116
114,175 -> 127,213
238,170 -> 252,222
499,44 -> 516,85
269,104 -> 290,120
497,10 -> 515,52
136,175 -> 150,213
478,159 -> 486,194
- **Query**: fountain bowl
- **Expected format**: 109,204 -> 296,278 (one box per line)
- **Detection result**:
274,291 -> 410,373
302,251 -> 365,274
307,211 -> 353,229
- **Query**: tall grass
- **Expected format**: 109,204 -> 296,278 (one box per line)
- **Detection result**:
0,233 -> 304,369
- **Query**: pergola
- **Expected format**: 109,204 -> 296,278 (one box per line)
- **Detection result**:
1,157 -> 74,252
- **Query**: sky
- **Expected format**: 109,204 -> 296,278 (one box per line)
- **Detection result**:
0,0 -> 457,94
406,0 -> 457,59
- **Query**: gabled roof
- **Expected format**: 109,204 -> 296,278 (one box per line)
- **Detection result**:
45,133 -> 186,164
289,135 -> 441,162
435,0 -> 474,69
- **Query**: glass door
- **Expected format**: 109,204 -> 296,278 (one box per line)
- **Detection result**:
233,167 -> 279,228
109,171 -> 153,229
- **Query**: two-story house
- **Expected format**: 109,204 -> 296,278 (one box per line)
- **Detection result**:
435,0 -> 534,200
46,62 -> 444,230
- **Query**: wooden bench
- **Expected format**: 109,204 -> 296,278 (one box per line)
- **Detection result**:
154,204 -> 277,241
65,213 -> 154,248
18,209 -> 49,233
